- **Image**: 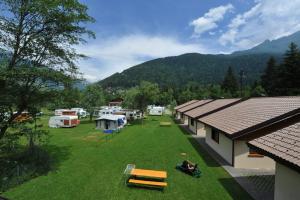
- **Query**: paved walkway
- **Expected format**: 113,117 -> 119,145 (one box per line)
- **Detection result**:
180,124 -> 275,200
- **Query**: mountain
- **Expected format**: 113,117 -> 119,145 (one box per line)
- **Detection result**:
99,53 -> 281,89
233,31 -> 300,55
98,32 -> 300,89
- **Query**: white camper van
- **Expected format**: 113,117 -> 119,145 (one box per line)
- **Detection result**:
54,109 -> 68,116
49,115 -> 79,128
148,106 -> 164,116
94,106 -> 122,118
71,108 -> 87,118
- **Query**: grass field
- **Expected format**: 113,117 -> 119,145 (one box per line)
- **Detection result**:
2,115 -> 252,200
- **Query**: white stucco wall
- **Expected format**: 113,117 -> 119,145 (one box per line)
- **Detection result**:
196,122 -> 206,137
275,162 -> 300,200
205,126 -> 233,165
188,117 -> 196,134
234,140 -> 275,169
181,114 -> 188,125
176,111 -> 181,120
188,118 -> 206,138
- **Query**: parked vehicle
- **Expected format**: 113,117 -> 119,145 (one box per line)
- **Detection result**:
71,108 -> 87,118
94,106 -> 122,118
49,115 -> 80,128
148,106 -> 164,116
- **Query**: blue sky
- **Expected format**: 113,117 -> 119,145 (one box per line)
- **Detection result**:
77,0 -> 300,82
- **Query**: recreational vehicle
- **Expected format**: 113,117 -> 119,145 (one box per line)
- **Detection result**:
54,109 -> 77,116
48,115 -> 80,128
71,108 -> 87,118
148,106 -> 164,116
93,106 -> 122,118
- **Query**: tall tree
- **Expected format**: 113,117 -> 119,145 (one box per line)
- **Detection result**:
122,87 -> 139,109
0,0 -> 95,139
221,66 -> 239,97
82,84 -> 105,121
261,57 -> 278,95
135,81 -> 160,117
278,42 -> 300,95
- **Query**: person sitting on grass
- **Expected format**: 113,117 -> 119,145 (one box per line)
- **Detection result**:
182,160 -> 197,172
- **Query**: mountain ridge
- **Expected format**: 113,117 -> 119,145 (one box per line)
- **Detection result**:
98,31 -> 300,89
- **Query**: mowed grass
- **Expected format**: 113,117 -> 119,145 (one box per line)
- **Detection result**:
3,115 -> 252,200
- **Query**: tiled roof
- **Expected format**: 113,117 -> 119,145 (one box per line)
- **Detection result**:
174,100 -> 198,110
177,100 -> 213,113
249,122 -> 300,169
199,97 -> 300,135
185,98 -> 241,118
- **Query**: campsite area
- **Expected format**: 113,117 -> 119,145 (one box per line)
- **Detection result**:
2,115 -> 252,200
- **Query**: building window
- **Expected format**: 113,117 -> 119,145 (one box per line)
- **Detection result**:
211,128 -> 219,143
191,118 -> 194,126
248,147 -> 264,157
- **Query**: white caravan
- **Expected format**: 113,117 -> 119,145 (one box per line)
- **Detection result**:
148,106 -> 164,116
71,108 -> 87,118
48,115 -> 79,128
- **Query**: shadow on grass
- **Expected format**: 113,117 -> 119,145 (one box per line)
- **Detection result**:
187,137 -> 221,167
0,145 -> 71,192
174,120 -> 221,167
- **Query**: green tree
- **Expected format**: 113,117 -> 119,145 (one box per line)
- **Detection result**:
159,87 -> 175,106
277,42 -> 300,95
0,0 -> 95,139
135,81 -> 160,117
250,81 -> 266,97
82,85 -> 105,121
221,66 -> 239,97
122,87 -> 139,109
261,57 -> 278,95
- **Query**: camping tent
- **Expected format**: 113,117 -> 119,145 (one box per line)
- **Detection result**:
95,115 -> 127,130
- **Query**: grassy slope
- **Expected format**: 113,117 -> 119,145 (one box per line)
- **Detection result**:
3,116 -> 252,200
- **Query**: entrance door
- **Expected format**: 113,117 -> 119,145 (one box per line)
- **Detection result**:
105,121 -> 109,129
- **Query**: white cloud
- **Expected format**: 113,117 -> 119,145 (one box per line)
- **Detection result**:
76,34 -> 205,82
190,4 -> 234,37
219,0 -> 300,49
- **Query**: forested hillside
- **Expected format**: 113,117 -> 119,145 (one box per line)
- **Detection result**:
99,53 -> 281,89
98,31 -> 300,89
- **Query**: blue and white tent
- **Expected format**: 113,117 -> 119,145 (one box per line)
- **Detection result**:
95,114 -> 127,130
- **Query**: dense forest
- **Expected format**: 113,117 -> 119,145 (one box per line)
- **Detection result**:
98,53 -> 282,89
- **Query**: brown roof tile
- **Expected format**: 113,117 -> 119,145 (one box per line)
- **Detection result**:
174,100 -> 198,110
249,122 -> 300,169
185,98 -> 241,118
199,97 -> 300,135
177,100 -> 213,113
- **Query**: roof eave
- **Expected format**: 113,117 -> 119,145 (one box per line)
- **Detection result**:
247,142 -> 300,173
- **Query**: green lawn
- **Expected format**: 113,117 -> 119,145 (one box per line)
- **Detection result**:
3,115 -> 252,200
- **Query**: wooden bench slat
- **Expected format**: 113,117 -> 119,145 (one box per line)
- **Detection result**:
128,179 -> 167,187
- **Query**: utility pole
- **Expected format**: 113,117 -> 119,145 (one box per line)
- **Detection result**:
239,69 -> 245,97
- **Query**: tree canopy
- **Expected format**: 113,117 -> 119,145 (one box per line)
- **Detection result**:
0,0 -> 95,139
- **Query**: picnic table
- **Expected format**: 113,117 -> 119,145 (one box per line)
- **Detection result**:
125,166 -> 168,189
160,122 -> 171,126
130,168 -> 167,179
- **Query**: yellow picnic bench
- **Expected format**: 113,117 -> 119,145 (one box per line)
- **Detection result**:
127,168 -> 168,190
160,122 -> 171,127
128,179 -> 167,187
